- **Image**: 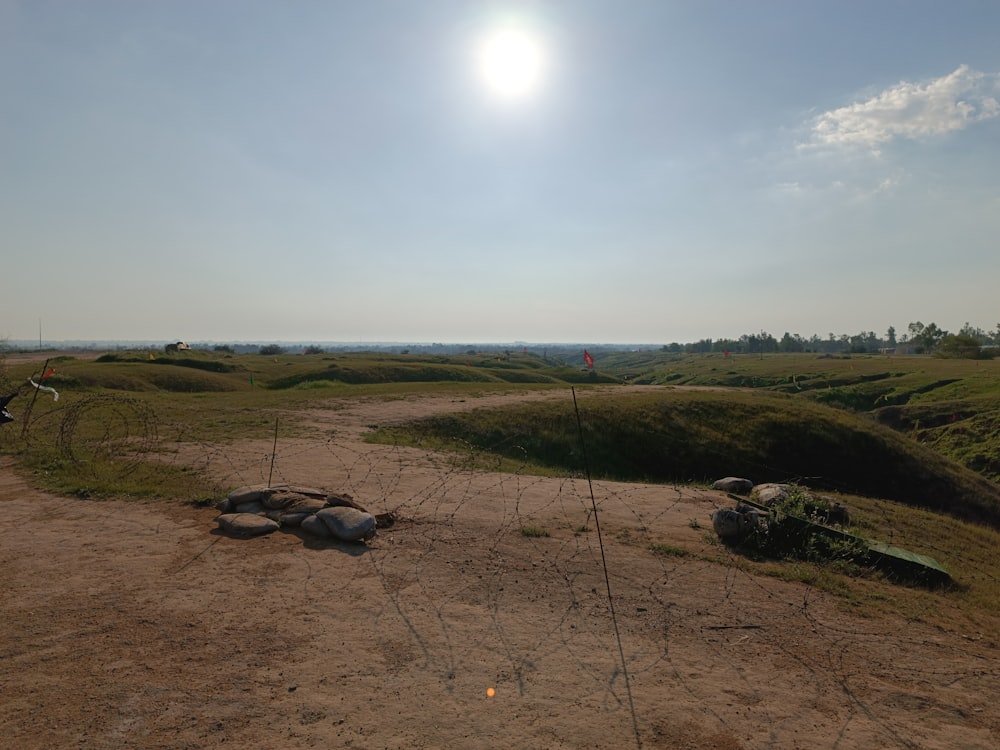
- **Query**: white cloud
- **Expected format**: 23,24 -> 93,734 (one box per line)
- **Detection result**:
811,65 -> 1000,149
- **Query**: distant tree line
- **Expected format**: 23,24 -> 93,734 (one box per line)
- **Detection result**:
662,322 -> 1000,359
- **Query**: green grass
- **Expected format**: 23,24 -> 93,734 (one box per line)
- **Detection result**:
370,388 -> 1000,528
520,525 -> 550,538
599,351 -> 1000,482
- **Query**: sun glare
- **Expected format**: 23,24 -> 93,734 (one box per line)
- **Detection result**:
476,28 -> 547,100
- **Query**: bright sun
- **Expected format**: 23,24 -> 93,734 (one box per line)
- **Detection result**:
476,28 -> 547,100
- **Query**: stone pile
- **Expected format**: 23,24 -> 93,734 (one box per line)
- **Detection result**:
214,483 -> 378,542
710,477 -> 851,544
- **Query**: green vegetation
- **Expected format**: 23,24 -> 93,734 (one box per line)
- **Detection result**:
593,350 -> 1000,483
4,349 -> 999,517
520,525 -> 550,538
649,542 -> 688,558
373,388 -> 1000,527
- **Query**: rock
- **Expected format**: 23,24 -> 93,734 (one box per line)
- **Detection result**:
711,508 -> 756,543
712,477 -> 754,494
214,497 -> 233,513
300,514 -> 333,538
316,506 -> 376,541
216,513 -> 279,537
754,483 -> 793,506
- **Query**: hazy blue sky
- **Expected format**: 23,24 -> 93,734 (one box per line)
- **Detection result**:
3,1 -> 999,344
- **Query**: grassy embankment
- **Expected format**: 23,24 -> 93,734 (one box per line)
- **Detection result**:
1,348 -> 999,624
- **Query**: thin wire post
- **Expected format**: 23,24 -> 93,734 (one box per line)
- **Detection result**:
571,387 -> 642,750
267,416 -> 279,488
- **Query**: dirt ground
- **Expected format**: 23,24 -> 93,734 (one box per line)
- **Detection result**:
2,388 -> 999,749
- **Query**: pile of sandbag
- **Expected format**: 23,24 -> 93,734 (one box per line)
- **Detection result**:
214,483 -> 378,541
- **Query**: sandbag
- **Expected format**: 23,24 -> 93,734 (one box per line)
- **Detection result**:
300,514 -> 332,538
277,512 -> 310,528
267,483 -> 328,499
325,492 -> 367,511
227,486 -> 268,505
284,497 -> 329,514
234,500 -> 266,514
217,513 -> 279,537
261,491 -> 300,510
316,506 -> 376,541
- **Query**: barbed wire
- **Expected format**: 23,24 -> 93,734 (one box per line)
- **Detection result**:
146,419 -> 1000,749
5,389 -> 998,748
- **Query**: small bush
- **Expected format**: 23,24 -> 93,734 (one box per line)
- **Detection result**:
520,526 -> 550,538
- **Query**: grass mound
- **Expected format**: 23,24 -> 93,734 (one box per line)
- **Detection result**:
373,390 -> 1000,528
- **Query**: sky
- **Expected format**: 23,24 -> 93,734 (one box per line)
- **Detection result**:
2,1 -> 999,345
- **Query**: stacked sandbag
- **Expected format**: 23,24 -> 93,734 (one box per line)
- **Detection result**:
216,513 -> 281,537
214,483 -> 377,541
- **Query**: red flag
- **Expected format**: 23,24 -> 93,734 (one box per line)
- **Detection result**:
41,368 -> 55,380
583,350 -> 594,369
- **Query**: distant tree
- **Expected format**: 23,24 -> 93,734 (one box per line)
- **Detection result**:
713,338 -> 740,353
259,344 -> 285,356
921,322 -> 947,351
213,344 -> 234,354
684,338 -> 713,353
779,332 -> 805,352
959,322 -> 989,344
907,322 -> 947,352
885,326 -> 896,348
848,331 -> 879,353
937,334 -> 983,359
303,345 -> 324,355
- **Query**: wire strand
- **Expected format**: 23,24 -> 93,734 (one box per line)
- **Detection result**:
571,387 -> 642,750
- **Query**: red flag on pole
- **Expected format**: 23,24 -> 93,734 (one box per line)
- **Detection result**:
41,368 -> 55,380
583,350 -> 594,369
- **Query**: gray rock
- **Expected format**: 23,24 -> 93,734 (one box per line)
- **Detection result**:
753,483 -> 793,506
711,508 -> 756,543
